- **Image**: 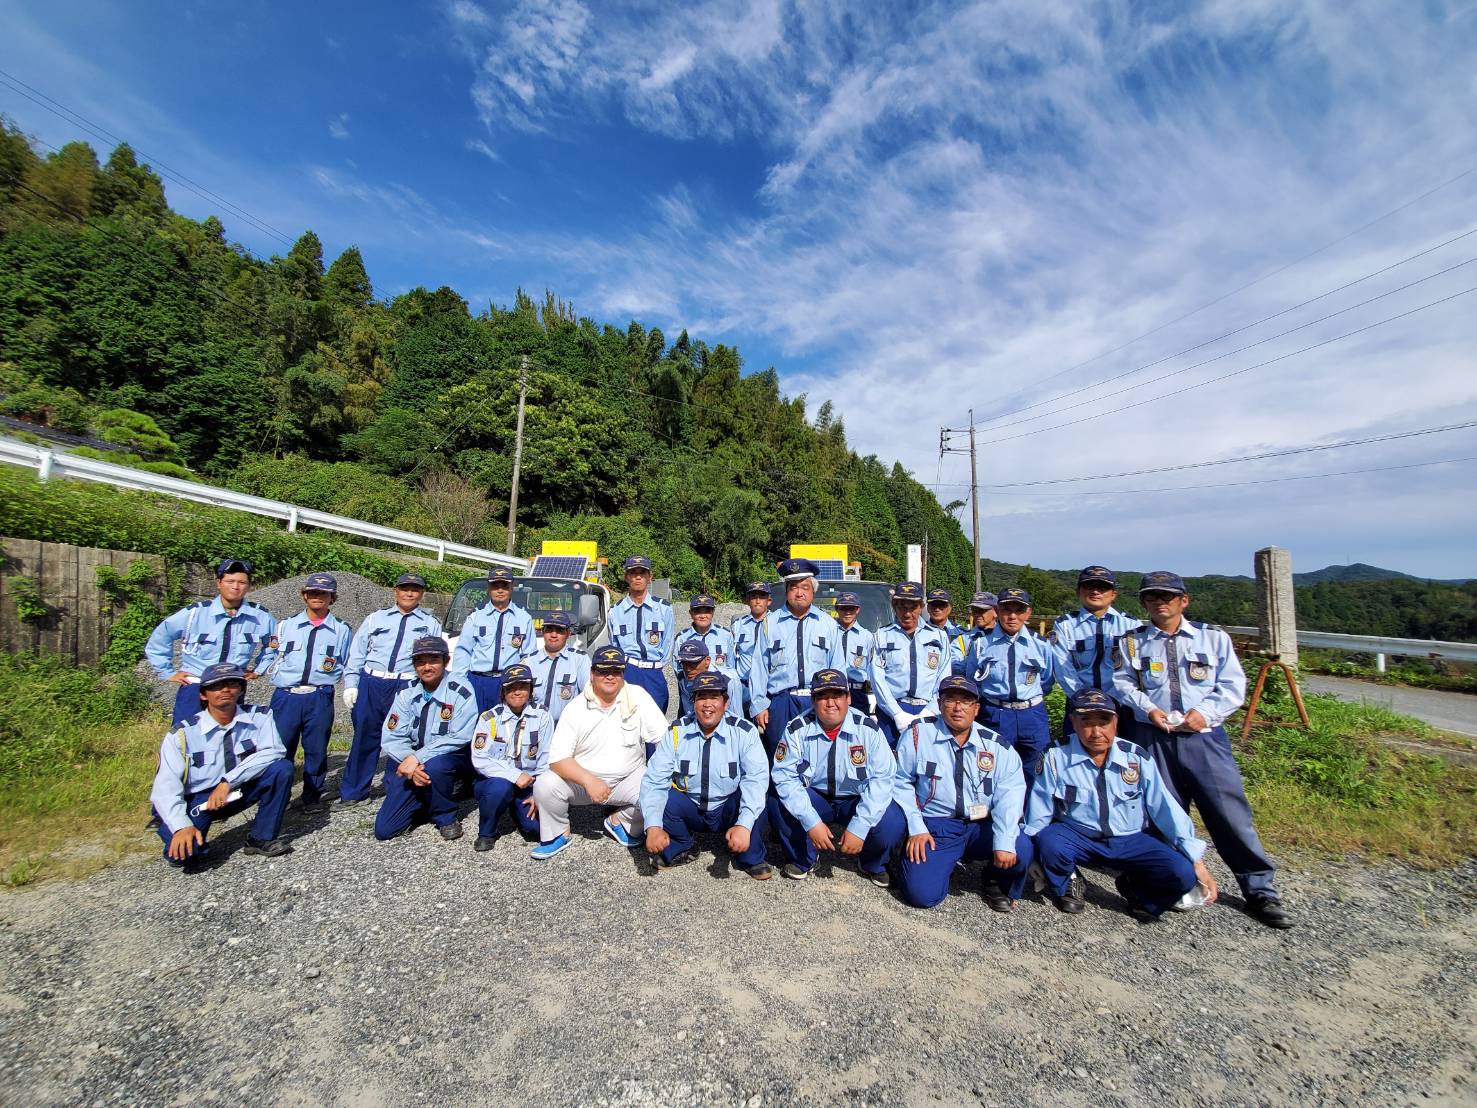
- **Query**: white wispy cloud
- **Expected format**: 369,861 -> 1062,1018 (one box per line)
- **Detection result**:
464,136 -> 498,162
328,112 -> 351,140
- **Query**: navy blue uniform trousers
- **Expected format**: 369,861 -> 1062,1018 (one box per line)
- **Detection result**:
900,820 -> 1034,909
1034,823 -> 1197,916
466,671 -> 505,715
766,791 -> 906,875
270,685 -> 336,802
341,673 -> 408,803
374,748 -> 473,840
473,776 -> 539,841
153,759 -> 293,862
654,788 -> 769,867
623,664 -> 669,714
760,689 -> 812,758
979,702 -> 1050,790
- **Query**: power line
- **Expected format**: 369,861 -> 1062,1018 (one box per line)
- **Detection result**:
974,283 -> 1477,448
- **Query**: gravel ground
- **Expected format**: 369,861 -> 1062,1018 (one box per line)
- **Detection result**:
1,781 -> 1473,1106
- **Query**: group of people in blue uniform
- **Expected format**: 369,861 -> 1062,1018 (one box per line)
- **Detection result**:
144,554 -> 1292,929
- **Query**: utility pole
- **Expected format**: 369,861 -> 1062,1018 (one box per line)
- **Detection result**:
505,355 -> 529,557
941,415 -> 982,591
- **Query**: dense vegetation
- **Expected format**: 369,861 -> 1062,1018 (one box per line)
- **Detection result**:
0,123 -> 976,598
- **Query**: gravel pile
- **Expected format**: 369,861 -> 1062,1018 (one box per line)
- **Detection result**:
0,804 -> 1472,1105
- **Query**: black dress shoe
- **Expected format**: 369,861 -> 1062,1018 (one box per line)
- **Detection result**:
298,797 -> 328,814
655,850 -> 694,869
438,822 -> 464,841
1052,892 -> 1086,914
243,837 -> 292,858
1115,873 -> 1160,922
474,835 -> 496,852
982,882 -> 1014,913
1248,896 -> 1294,929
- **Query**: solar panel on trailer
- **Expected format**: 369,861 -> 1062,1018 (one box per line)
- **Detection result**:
811,559 -> 847,580
529,555 -> 589,579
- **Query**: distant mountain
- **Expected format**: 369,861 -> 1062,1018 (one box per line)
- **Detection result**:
1294,563 -> 1471,585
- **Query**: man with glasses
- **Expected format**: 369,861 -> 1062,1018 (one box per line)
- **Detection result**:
1050,567 -> 1139,738
452,566 -> 538,713
145,557 -> 278,727
528,611 -> 589,724
1114,571 -> 1292,929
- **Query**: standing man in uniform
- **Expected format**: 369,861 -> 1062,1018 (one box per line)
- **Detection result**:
452,566 -> 536,712
145,557 -> 279,727
951,592 -> 996,676
967,586 -> 1055,790
1114,571 -> 1292,929
834,591 -> 875,714
675,593 -> 737,682
926,588 -> 963,640
768,669 -> 905,885
731,581 -> 772,719
470,663 -> 551,852
528,610 -> 589,724
748,559 -> 845,756
338,573 -> 442,807
870,581 -> 952,748
893,675 -> 1034,911
640,672 -> 774,878
373,635 -> 477,842
267,572 -> 351,812
608,555 -> 675,714
1050,567 -> 1138,737
675,639 -> 714,720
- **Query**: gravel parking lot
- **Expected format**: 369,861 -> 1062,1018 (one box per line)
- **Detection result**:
1,784 -> 1473,1107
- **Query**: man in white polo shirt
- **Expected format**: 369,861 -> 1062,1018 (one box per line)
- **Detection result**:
530,645 -> 668,859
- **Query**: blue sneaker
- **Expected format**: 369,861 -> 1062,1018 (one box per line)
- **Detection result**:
602,817 -> 639,848
530,834 -> 571,860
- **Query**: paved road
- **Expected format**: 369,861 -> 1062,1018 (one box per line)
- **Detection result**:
1304,674 -> 1477,736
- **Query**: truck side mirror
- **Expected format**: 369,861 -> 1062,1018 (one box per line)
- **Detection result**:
577,593 -> 601,628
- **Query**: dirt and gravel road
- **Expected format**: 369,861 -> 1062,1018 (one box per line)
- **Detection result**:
1,795 -> 1474,1107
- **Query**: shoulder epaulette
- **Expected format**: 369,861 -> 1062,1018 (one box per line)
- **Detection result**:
243,599 -> 266,612
449,680 -> 472,699
655,596 -> 671,606
1115,737 -> 1147,758
187,600 -> 208,610
859,715 -> 881,731
186,710 -> 204,726
734,717 -> 757,734
1059,611 -> 1074,622
478,708 -> 495,721
785,714 -> 808,734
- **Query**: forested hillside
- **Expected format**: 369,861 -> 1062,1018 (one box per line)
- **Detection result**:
0,124 -> 977,596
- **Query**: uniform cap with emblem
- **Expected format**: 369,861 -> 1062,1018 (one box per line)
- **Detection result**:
834,591 -> 861,609
1068,687 -> 1118,715
809,668 -> 850,694
688,593 -> 717,611
744,581 -> 772,598
394,572 -> 428,589
891,580 -> 925,602
689,671 -> 730,697
926,587 -> 952,605
410,635 -> 450,659
937,674 -> 979,698
541,610 -> 572,630
677,639 -> 710,663
969,591 -> 998,611
622,554 -> 652,573
198,662 -> 247,689
486,566 -> 515,584
215,557 -> 253,578
996,586 -> 1032,608
777,557 -> 818,583
302,571 -> 337,594
500,663 -> 534,688
1077,566 -> 1117,587
592,645 -> 627,669
1139,570 -> 1187,596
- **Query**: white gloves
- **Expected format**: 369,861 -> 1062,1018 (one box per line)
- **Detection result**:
342,687 -> 359,710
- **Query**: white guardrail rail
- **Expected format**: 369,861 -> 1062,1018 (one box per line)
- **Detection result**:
1223,626 -> 1477,670
0,435 -> 528,570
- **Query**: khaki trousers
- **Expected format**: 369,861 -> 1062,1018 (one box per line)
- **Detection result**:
533,765 -> 646,841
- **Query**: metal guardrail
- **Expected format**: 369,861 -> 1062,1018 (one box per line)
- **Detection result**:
1224,625 -> 1477,668
0,436 -> 528,570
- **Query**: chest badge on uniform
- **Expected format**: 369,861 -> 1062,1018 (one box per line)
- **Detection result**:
473,736 -> 487,750
852,649 -> 864,668
849,744 -> 867,767
527,741 -> 539,758
267,636 -> 279,650
925,649 -> 940,670
774,741 -> 788,761
439,704 -> 453,722
716,650 -> 727,665
977,750 -> 995,772
1149,661 -> 1165,674
321,657 -> 337,672
1188,662 -> 1209,681
559,684 -> 573,700
387,713 -> 399,730
647,628 -> 662,646
511,632 -> 525,649
1024,669 -> 1038,684
1122,763 -> 1140,784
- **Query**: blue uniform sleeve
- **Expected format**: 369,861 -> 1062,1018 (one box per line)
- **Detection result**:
734,722 -> 768,830
1024,746 -> 1061,837
1197,629 -> 1247,728
450,619 -> 477,677
420,681 -> 478,762
1113,636 -> 1154,720
846,724 -> 897,839
1037,635 -> 1057,696
380,689 -> 417,764
331,621 -> 353,683
470,711 -> 513,781
770,722 -> 819,830
1142,757 -> 1206,861
250,609 -> 280,673
344,615 -> 375,692
640,724 -> 681,829
893,728 -> 928,837
144,607 -> 188,679
989,744 -> 1026,852
747,616 -> 773,715
824,616 -> 845,671
150,727 -> 192,835
224,710 -> 287,787
869,636 -> 905,722
1049,617 -> 1085,698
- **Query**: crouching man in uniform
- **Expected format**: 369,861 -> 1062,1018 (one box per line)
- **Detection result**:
640,672 -> 773,878
470,663 -> 551,852
150,662 -> 294,866
1027,688 -> 1218,921
894,675 -> 1034,912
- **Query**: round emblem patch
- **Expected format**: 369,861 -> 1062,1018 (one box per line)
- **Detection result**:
852,650 -> 864,668
386,713 -> 399,730
977,750 -> 995,772
473,736 -> 487,750
1188,662 -> 1209,681
1024,669 -> 1038,685
559,684 -> 573,700
511,632 -> 525,648
774,741 -> 788,761
849,744 -> 867,767
527,743 -> 539,759
925,649 -> 940,671
439,704 -> 453,721
321,657 -> 337,672
1122,763 -> 1140,784
647,628 -> 662,646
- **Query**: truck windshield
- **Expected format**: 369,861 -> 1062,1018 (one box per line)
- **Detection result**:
445,578 -> 600,637
764,580 -> 895,633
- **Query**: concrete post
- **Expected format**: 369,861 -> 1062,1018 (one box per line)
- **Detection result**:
1254,546 -> 1298,665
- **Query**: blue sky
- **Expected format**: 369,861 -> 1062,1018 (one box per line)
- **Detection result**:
3,0 -> 1476,579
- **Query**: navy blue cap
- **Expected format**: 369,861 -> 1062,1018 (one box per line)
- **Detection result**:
833,591 -> 861,609
1068,688 -> 1117,714
777,558 -> 818,582
215,558 -> 252,578
501,663 -> 534,688
996,586 -> 1031,608
688,593 -> 717,610
970,591 -> 997,610
410,635 -> 449,658
677,639 -> 709,663
689,671 -> 730,697
303,572 -> 337,593
926,588 -> 952,605
1139,570 -> 1187,596
809,668 -> 850,694
1078,566 -> 1117,587
395,572 -> 427,589
487,566 -> 515,584
198,662 -> 247,688
592,645 -> 627,669
623,555 -> 652,573
744,581 -> 771,597
937,674 -> 979,697
541,611 -> 572,630
891,581 -> 924,602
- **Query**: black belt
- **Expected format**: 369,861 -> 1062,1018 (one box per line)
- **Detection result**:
471,670 -> 504,678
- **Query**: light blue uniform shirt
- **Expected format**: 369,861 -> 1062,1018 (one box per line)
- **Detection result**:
640,713 -> 768,830
470,703 -> 553,782
675,625 -> 738,678
747,606 -> 845,715
451,601 -> 536,676
731,612 -> 767,683
144,597 -> 278,680
1050,606 -> 1139,697
380,675 -> 477,764
610,595 -> 676,667
343,606 -> 443,691
893,718 -> 1025,850
837,623 -> 875,689
1026,734 -> 1206,861
150,704 -> 286,835
1113,619 -> 1247,730
930,618 -> 964,641
969,626 -> 1056,703
870,622 -> 952,722
529,646 -> 590,723
951,627 -> 988,676
268,611 -> 352,689
771,707 -> 896,837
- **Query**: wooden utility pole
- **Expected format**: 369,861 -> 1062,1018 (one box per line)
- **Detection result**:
505,355 -> 529,557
